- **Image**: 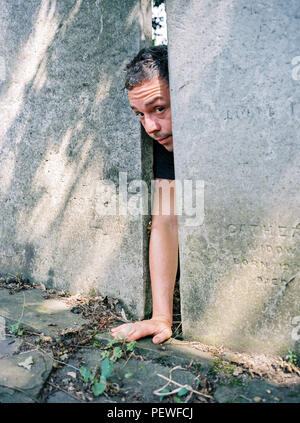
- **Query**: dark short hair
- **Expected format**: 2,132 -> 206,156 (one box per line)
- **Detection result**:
124,45 -> 168,90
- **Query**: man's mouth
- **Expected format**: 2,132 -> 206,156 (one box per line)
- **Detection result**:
157,135 -> 171,144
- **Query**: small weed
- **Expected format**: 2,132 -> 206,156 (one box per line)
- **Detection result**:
210,358 -> 235,377
159,388 -> 170,401
9,322 -> 23,336
228,377 -> 244,387
79,366 -> 94,383
89,339 -> 103,349
225,364 -> 235,374
81,335 -> 137,397
124,372 -> 133,379
285,350 -> 300,367
158,386 -> 189,403
8,291 -> 26,337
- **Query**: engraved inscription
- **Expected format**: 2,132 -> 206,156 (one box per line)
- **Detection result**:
226,223 -> 300,239
202,222 -> 300,288
224,104 -> 276,121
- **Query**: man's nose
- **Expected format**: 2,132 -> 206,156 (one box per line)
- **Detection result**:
144,115 -> 160,135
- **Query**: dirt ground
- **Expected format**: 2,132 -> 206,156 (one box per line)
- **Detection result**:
0,275 -> 300,403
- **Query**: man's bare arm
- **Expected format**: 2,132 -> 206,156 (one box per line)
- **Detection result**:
111,179 -> 178,344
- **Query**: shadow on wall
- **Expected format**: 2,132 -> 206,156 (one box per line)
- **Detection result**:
0,0 -> 152,317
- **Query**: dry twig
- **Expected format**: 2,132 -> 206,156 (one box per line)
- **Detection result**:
154,371 -> 213,400
47,381 -> 86,403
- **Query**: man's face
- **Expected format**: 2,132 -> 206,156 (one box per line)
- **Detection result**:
128,77 -> 173,152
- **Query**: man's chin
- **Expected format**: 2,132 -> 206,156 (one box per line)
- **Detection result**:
163,143 -> 173,152
156,136 -> 173,152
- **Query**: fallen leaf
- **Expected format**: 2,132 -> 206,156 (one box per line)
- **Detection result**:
253,396 -> 261,403
60,353 -> 68,361
67,372 -> 77,379
18,356 -> 34,370
121,308 -> 130,323
41,335 -> 52,343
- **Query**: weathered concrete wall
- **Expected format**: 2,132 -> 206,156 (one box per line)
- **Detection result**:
167,0 -> 300,354
0,0 -> 152,319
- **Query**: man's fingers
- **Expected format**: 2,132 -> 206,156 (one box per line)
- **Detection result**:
152,332 -> 167,344
111,324 -> 135,340
152,327 -> 172,344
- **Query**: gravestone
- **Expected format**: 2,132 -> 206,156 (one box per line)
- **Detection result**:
0,0 -> 152,319
167,0 -> 300,353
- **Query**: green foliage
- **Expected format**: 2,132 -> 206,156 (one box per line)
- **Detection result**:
159,388 -> 170,401
79,366 -> 94,383
104,337 -> 119,349
285,350 -> 300,367
112,346 -> 123,362
210,358 -> 235,377
89,339 -> 103,349
93,358 -> 114,396
93,379 -> 106,396
101,357 -> 114,378
9,322 -> 19,334
228,377 -> 244,387
9,322 -> 23,336
83,337 -> 137,397
101,350 -> 110,360
158,386 -> 189,403
209,358 -> 245,388
126,341 -> 136,351
177,387 -> 188,396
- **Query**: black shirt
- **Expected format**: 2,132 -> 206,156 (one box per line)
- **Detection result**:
153,141 -> 175,180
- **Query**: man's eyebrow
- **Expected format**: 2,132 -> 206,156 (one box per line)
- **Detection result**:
145,96 -> 164,107
130,96 -> 164,111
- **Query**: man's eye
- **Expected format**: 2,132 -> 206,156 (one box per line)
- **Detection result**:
135,112 -> 144,117
156,106 -> 165,113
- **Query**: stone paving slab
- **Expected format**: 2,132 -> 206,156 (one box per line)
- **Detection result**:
0,289 -> 299,403
0,350 -> 53,403
46,348 -> 198,403
94,332 -> 300,403
214,380 -> 300,404
0,338 -> 22,359
95,332 -> 216,372
0,288 -> 86,337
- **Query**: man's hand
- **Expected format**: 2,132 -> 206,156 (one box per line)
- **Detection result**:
111,317 -> 172,344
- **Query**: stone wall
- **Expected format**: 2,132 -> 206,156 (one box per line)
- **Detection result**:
167,0 -> 300,354
0,0 -> 152,319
